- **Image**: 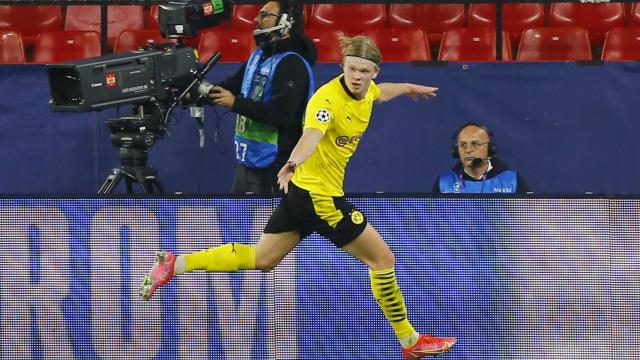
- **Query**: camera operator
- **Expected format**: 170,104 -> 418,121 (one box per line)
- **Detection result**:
209,0 -> 317,194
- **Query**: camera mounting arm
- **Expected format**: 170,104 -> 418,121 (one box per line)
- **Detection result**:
163,50 -> 222,127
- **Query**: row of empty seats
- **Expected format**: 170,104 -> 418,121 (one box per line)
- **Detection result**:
0,5 -> 143,51
1,4 -> 640,63
309,26 -> 640,61
3,25 -> 637,64
3,3 -> 640,46
234,2 -> 640,49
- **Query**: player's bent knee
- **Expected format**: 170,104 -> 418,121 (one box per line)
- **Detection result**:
381,251 -> 396,269
385,251 -> 396,267
369,249 -> 395,270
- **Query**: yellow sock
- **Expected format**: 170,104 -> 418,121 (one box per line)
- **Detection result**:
370,268 -> 416,341
184,243 -> 256,272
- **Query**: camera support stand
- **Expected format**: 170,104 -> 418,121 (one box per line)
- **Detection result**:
98,165 -> 164,194
93,51 -> 222,194
98,104 -> 166,194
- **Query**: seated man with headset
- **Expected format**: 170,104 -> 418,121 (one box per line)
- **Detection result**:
432,122 -> 529,194
209,0 -> 317,194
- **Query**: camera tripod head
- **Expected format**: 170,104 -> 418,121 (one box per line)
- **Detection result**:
106,104 -> 165,168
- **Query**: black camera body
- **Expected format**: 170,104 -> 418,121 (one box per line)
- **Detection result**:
44,1 -> 232,194
46,0 -> 231,113
160,0 -> 232,38
47,46 -> 198,112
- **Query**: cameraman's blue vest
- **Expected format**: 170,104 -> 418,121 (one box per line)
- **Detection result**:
439,170 -> 518,193
234,48 -> 314,168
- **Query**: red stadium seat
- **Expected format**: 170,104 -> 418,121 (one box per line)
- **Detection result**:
309,4 -> 386,34
365,28 -> 430,62
438,28 -> 512,61
33,31 -> 101,63
548,3 -> 625,48
231,4 -> 262,29
630,3 -> 640,27
304,29 -> 344,63
302,4 -> 310,28
0,31 -> 25,63
147,5 -> 161,29
114,29 -> 176,53
602,27 -> 640,60
197,29 -> 256,63
231,4 -> 308,29
0,5 -> 62,50
517,27 -> 592,61
467,4 -> 545,46
64,5 -> 144,50
387,4 -> 465,49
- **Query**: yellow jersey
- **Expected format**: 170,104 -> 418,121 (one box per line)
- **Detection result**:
292,75 -> 381,196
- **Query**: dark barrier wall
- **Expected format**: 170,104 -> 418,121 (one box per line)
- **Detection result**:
0,196 -> 638,359
1,62 -> 638,194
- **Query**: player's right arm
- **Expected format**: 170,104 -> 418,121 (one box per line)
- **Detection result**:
277,128 -> 324,194
277,85 -> 334,193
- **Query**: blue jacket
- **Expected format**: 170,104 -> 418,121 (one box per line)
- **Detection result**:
433,157 -> 529,194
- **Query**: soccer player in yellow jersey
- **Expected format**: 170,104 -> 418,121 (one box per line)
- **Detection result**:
141,35 -> 456,359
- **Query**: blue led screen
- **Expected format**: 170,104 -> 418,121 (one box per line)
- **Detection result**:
0,197 -> 637,359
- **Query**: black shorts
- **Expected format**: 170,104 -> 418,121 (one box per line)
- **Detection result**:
264,182 -> 368,248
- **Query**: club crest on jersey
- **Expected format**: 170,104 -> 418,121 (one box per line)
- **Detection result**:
316,109 -> 331,123
351,211 -> 364,224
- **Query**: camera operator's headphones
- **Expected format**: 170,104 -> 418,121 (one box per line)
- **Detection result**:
274,0 -> 295,36
451,122 -> 497,159
253,0 -> 295,37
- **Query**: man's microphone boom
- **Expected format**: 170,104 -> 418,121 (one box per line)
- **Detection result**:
252,24 -> 286,35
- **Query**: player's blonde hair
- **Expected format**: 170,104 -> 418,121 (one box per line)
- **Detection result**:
339,35 -> 381,69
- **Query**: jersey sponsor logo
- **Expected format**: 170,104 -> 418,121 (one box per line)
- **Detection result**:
335,134 -> 362,147
315,109 -> 331,123
350,211 -> 364,224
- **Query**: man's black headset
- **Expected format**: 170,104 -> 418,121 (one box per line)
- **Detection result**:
451,122 -> 497,159
253,0 -> 295,37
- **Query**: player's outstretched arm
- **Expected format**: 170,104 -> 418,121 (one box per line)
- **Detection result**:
277,128 -> 324,194
376,83 -> 438,104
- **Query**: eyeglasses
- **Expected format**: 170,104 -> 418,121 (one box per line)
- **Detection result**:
456,141 -> 488,150
258,10 -> 279,19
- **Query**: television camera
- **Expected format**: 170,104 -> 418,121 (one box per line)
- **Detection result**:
46,0 -> 232,194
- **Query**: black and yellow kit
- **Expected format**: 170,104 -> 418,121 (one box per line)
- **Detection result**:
265,75 -> 380,247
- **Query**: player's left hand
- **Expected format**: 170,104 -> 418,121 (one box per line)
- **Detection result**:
407,84 -> 438,101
